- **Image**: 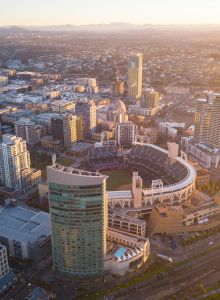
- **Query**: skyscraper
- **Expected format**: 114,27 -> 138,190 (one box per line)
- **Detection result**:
47,163 -> 107,276
0,135 -> 41,192
51,114 -> 83,148
75,99 -> 96,139
128,53 -> 143,102
63,114 -> 77,148
194,93 -> 220,149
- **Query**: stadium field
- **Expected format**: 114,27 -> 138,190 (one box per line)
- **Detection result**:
100,169 -> 132,191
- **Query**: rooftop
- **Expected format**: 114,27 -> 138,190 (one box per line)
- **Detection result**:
0,206 -> 51,244
49,163 -> 105,177
70,142 -> 92,152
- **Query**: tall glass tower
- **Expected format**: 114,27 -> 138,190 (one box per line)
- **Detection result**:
128,53 -> 143,102
47,164 -> 107,276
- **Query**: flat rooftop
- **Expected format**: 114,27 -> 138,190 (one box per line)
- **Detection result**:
0,206 -> 51,244
70,142 -> 92,152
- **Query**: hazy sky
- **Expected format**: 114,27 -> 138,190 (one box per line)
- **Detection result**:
1,0 -> 220,26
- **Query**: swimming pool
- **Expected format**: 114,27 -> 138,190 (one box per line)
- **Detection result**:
114,247 -> 127,258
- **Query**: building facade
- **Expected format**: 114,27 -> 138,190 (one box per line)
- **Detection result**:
0,135 -> 41,193
128,53 -> 143,102
194,93 -> 220,149
115,121 -> 137,146
0,244 -> 9,280
47,163 -> 107,276
15,118 -> 43,145
141,89 -> 160,109
0,204 -> 51,261
75,99 -> 96,139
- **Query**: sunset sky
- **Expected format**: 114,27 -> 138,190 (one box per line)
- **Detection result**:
1,0 -> 220,26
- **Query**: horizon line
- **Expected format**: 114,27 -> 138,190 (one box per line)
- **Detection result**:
1,22 -> 220,27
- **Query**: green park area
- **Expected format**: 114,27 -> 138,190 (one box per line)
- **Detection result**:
100,169 -> 132,191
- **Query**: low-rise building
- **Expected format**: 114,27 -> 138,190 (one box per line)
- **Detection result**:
159,122 -> 185,140
128,105 -> 159,117
181,137 -> 220,169
51,100 -> 75,113
108,210 -> 146,236
41,136 -> 64,153
66,142 -> 92,158
0,204 -> 51,261
196,169 -> 210,186
148,200 -> 220,235
105,228 -> 150,276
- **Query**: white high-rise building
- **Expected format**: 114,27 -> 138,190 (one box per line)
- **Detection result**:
0,244 -> 9,280
116,121 -> 138,146
128,53 -> 143,102
0,135 -> 41,192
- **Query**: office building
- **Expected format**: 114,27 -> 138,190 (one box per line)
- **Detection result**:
108,211 -> 146,237
47,163 -> 107,276
141,89 -> 160,109
51,115 -> 64,143
51,114 -> 83,148
0,203 -> 51,261
76,115 -> 83,141
63,114 -> 78,148
113,81 -> 125,97
194,93 -> 220,149
115,121 -> 138,146
181,137 -> 220,169
128,53 -> 143,102
15,118 -> 44,145
0,135 -> 41,193
75,99 -> 96,139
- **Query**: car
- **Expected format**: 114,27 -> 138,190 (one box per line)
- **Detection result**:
209,241 -> 214,246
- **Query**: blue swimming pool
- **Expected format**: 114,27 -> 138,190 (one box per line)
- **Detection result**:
114,247 -> 127,258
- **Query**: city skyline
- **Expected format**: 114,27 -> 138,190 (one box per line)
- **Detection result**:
1,1 -> 220,297
1,0 -> 220,26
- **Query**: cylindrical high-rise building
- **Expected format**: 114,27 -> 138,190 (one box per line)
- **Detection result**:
47,163 -> 107,276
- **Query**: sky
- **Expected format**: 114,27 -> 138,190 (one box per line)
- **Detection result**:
1,0 -> 220,26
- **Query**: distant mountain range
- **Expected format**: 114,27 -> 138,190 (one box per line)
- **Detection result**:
1,23 -> 220,34
0,26 -> 29,34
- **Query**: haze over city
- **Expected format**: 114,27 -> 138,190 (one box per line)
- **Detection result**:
1,0 -> 220,26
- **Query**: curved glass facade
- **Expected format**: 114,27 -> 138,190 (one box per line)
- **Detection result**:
48,172 -> 107,276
